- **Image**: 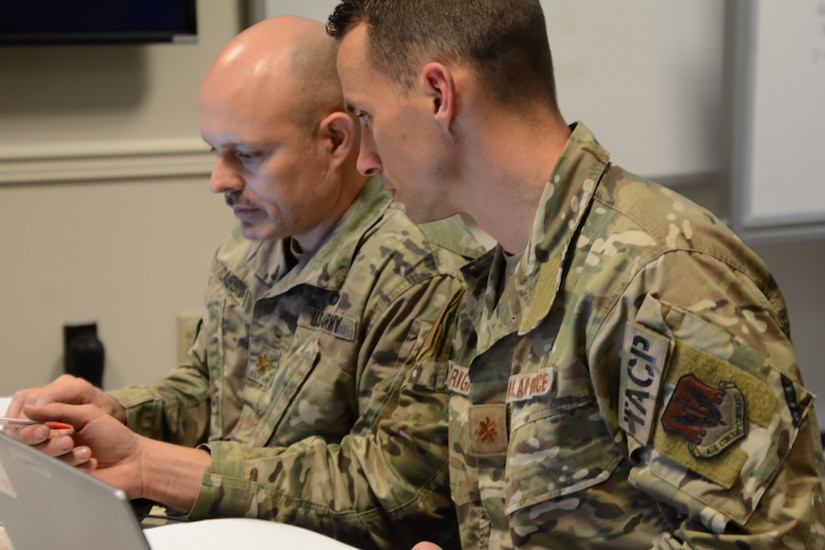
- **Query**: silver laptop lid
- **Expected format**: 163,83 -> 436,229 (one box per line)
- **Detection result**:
0,430 -> 150,550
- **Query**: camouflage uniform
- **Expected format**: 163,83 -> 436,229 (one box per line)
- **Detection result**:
445,123 -> 825,549
109,177 -> 483,550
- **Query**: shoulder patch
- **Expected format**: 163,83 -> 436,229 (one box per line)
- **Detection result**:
652,340 -> 777,489
619,323 -> 670,446
661,374 -> 746,459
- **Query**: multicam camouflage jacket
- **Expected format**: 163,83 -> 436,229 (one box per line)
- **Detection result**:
445,123 -> 825,549
109,178 -> 484,550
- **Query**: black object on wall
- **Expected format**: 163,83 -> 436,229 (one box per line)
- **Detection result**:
64,323 -> 105,388
0,0 -> 197,45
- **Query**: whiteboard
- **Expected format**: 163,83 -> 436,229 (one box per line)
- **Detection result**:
728,0 -> 825,242
251,0 -> 725,183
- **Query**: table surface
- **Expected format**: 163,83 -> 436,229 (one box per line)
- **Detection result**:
1,518 -> 358,550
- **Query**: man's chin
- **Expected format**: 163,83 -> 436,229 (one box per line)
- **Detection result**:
400,205 -> 433,225
238,223 -> 276,242
401,202 -> 456,225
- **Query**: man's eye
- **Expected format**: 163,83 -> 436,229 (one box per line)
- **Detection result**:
236,151 -> 259,162
357,112 -> 371,125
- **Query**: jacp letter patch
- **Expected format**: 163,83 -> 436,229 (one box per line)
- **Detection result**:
619,323 -> 670,446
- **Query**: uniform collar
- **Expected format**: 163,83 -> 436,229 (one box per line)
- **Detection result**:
462,122 -> 612,345
249,176 -> 392,294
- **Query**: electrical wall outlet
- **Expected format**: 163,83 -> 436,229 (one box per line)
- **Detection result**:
176,311 -> 202,364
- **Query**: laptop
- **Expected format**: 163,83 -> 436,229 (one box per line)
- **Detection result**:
0,429 -> 359,550
0,429 -> 151,550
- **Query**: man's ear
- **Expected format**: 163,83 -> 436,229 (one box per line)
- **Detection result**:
422,62 -> 457,133
319,111 -> 356,165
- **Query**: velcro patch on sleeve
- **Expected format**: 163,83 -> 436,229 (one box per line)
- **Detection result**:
619,322 -> 671,446
653,341 -> 777,489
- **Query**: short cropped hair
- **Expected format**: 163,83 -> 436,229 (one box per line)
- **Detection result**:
327,0 -> 559,111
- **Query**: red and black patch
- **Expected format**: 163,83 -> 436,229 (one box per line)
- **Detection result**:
661,374 -> 746,459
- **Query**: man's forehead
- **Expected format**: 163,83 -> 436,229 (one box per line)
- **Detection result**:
336,27 -> 375,111
336,23 -> 370,75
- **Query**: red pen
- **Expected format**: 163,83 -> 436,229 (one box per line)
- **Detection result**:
0,417 -> 73,430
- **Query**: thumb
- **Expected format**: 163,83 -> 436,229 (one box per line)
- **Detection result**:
23,402 -> 102,429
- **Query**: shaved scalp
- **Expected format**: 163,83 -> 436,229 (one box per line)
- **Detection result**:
203,16 -> 345,137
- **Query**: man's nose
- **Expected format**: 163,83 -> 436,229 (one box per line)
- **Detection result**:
209,155 -> 243,194
356,133 -> 382,177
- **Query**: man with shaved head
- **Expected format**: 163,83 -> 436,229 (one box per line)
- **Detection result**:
7,15 -> 482,549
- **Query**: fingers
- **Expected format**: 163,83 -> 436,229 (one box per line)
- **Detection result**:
7,387 -> 33,419
3,425 -> 79,459
40,433 -> 78,458
1,422 -> 51,443
3,400 -> 98,471
57,445 -> 95,468
24,401 -> 102,431
4,423 -> 94,466
76,456 -> 98,473
7,374 -> 94,418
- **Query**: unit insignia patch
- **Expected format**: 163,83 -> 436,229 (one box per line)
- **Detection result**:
661,374 -> 746,459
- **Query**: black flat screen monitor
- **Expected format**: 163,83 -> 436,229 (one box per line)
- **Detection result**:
0,0 -> 198,45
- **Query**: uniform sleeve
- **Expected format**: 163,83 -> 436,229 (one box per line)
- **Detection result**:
187,274 -> 463,550
107,327 -> 211,448
604,249 -> 825,548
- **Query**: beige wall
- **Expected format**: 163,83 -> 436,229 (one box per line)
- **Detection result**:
0,0 -> 243,393
1,1 -> 824,424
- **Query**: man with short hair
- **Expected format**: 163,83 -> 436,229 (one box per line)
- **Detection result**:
9,15 -> 484,550
328,1 -> 825,548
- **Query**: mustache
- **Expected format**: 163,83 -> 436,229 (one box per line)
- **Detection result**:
225,192 -> 259,209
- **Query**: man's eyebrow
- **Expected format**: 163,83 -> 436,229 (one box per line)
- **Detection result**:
343,101 -> 359,115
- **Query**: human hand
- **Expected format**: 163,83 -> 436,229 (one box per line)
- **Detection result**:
22,402 -> 146,499
7,374 -> 127,423
0,420 -> 92,469
411,543 -> 444,550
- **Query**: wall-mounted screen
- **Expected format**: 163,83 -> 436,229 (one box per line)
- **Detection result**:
0,0 -> 197,45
